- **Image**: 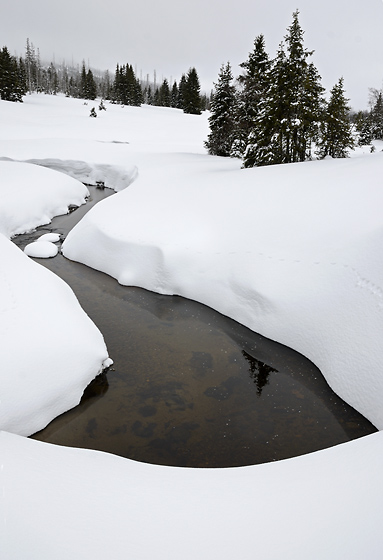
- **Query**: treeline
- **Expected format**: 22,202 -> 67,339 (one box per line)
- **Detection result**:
205,10 -> 382,167
0,38 -> 208,114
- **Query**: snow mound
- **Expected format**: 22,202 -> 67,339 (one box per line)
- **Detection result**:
24,240 -> 59,258
0,156 -> 111,436
0,160 -> 89,238
63,153 -> 383,429
0,234 -> 110,435
37,232 -> 61,242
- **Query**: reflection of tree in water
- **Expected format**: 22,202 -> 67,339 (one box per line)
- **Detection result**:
242,350 -> 277,396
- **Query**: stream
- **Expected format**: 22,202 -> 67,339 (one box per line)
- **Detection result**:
13,186 -> 377,468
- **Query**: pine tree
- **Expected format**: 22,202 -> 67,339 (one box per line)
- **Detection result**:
80,62 -> 88,98
159,78 -> 170,106
177,74 -> 187,109
234,34 -> 270,158
243,42 -> 287,167
86,69 -> 97,100
170,81 -> 178,107
355,111 -> 373,146
243,11 -> 324,167
316,78 -> 355,158
205,62 -> 237,156
279,10 -> 324,163
183,67 -> 202,114
111,63 -> 142,106
370,91 -> 383,140
0,46 -> 25,102
153,87 -> 160,106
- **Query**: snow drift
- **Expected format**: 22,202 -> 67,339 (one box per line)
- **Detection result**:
0,159 -> 111,435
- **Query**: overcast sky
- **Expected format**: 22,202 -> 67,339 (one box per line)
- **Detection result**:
1,0 -> 383,109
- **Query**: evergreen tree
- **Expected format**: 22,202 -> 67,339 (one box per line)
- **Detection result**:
243,42 -> 287,167
80,62 -> 88,98
370,91 -> 383,140
159,78 -> 170,106
243,11 -> 324,167
316,77 -> 355,158
234,34 -> 270,158
0,46 -> 25,101
170,81 -> 178,107
183,67 -> 202,114
177,74 -> 187,109
86,69 -> 97,100
153,87 -> 160,106
355,110 -> 373,146
146,85 -> 153,105
111,63 -> 142,106
278,10 -> 324,163
205,62 -> 237,156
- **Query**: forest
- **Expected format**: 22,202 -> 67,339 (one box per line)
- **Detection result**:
1,11 -> 382,168
0,38 -> 208,114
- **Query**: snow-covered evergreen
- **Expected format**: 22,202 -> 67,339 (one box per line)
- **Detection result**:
316,77 -> 355,159
205,62 -> 237,156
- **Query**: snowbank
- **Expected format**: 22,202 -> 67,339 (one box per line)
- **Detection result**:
0,160 -> 89,238
3,429 -> 383,560
63,152 -> 383,429
0,159 -> 111,435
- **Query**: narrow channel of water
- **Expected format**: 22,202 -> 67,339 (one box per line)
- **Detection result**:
13,186 -> 377,468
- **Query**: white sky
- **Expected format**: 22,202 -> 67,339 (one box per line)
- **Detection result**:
1,0 -> 383,109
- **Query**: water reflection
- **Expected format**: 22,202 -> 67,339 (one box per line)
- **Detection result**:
13,186 -> 377,468
242,350 -> 277,396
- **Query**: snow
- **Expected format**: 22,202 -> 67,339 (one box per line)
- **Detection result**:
1,93 -> 383,558
3,428 -> 383,560
36,232 -> 61,242
0,160 -> 89,238
24,240 -> 58,258
0,234 -> 110,436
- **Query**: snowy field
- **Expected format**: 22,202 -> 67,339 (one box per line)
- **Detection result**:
1,94 -> 383,558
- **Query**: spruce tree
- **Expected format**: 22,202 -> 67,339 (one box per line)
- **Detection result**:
243,11 -> 324,167
234,34 -> 270,158
80,62 -> 88,98
243,42 -> 287,167
86,69 -> 97,100
355,111 -> 373,146
159,78 -> 170,106
170,81 -> 178,107
177,74 -> 187,109
370,91 -> 383,140
183,67 -> 202,114
279,10 -> 324,163
316,78 -> 355,158
0,46 -> 25,101
205,62 -> 237,156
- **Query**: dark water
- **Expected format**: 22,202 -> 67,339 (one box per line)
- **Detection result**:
13,186 -> 377,468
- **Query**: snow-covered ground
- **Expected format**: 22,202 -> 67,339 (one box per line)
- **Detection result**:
1,94 -> 383,558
